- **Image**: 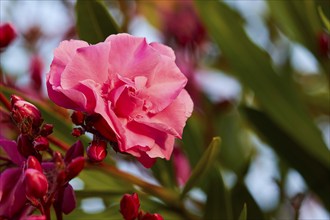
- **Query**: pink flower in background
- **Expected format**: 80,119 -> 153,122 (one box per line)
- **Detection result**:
173,147 -> 191,186
47,34 -> 193,167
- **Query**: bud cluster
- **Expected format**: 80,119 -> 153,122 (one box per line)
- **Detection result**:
1,95 -> 85,219
10,95 -> 53,159
120,193 -> 164,220
70,111 -> 119,163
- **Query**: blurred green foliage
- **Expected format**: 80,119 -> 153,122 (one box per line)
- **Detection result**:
1,0 -> 329,219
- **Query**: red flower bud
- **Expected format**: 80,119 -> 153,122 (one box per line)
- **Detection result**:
71,127 -> 84,137
33,136 -> 49,151
17,134 -> 34,157
318,31 -> 329,58
139,213 -> 164,220
66,157 -> 85,181
64,140 -> 84,163
24,169 -> 48,203
10,95 -> 23,106
26,156 -> 42,172
0,23 -> 17,49
86,140 -> 107,162
120,193 -> 140,220
11,96 -> 43,134
71,111 -> 85,125
40,123 -> 53,137
26,215 -> 46,220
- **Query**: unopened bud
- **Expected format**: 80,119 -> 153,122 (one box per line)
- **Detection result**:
66,157 -> 85,181
71,127 -> 84,137
120,193 -> 140,220
71,111 -> 85,125
139,213 -> 164,220
33,136 -> 49,151
64,140 -> 84,163
26,215 -> 46,220
11,96 -> 43,134
40,123 -> 53,137
86,140 -> 107,162
26,156 -> 42,172
24,169 -> 48,203
318,31 -> 329,58
17,134 -> 34,157
0,23 -> 17,49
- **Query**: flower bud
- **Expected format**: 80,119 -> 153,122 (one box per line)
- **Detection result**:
26,156 -> 42,172
29,55 -> 43,91
24,169 -> 48,203
33,136 -> 49,151
17,134 -> 34,157
71,111 -> 85,125
64,140 -> 84,163
11,96 -> 43,134
139,213 -> 164,220
120,193 -> 140,220
0,23 -> 17,49
40,123 -> 53,137
66,157 -> 85,181
318,31 -> 329,58
86,140 -> 107,162
10,95 -> 23,106
71,127 -> 84,137
26,215 -> 46,220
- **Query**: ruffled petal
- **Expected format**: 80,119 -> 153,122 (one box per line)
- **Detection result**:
135,89 -> 193,138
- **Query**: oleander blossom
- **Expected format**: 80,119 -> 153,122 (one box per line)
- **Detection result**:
47,34 -> 193,167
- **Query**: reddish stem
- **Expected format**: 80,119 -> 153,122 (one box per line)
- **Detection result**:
48,135 -> 69,151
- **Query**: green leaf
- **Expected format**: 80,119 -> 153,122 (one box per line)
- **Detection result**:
151,158 -> 176,189
242,106 -> 330,210
318,6 -> 330,31
204,167 -> 232,220
181,137 -> 221,198
231,181 -> 265,220
196,1 -> 330,169
76,0 -> 120,44
267,1 -> 320,53
238,204 -> 247,220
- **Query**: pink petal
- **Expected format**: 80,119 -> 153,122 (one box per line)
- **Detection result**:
0,168 -> 27,218
47,40 -> 89,87
0,138 -> 24,166
62,184 -> 76,214
60,42 -> 110,89
135,89 -> 193,138
124,121 -> 175,160
150,42 -> 175,60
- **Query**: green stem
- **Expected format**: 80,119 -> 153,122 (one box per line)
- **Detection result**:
87,162 -> 180,206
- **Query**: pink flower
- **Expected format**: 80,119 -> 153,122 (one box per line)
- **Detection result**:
173,147 -> 191,186
47,34 -> 193,167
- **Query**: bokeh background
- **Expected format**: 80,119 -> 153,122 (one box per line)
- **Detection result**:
1,0 -> 329,219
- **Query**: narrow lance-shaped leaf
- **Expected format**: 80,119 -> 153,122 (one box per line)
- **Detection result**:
76,0 -> 120,44
181,137 -> 221,198
318,6 -> 330,31
238,204 -> 247,220
204,167 -> 232,220
195,1 -> 330,169
242,106 -> 330,209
